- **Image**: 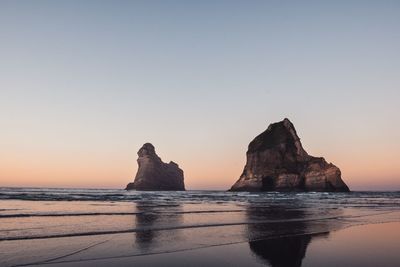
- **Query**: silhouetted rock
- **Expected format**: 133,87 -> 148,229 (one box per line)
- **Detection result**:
125,143 -> 185,191
230,118 -> 349,192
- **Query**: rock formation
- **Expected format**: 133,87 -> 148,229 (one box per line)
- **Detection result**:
230,118 -> 349,192
125,143 -> 185,191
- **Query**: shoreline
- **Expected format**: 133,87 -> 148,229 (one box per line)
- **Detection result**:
1,209 -> 397,242
1,186 -> 400,193
1,190 -> 399,267
16,221 -> 400,267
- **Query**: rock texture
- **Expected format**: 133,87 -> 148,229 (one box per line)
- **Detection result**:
126,143 -> 185,191
230,118 -> 349,192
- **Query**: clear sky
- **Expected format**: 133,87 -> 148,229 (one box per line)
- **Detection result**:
1,1 -> 399,190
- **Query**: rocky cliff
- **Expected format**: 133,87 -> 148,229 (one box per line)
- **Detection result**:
126,143 -> 185,191
230,118 -> 349,192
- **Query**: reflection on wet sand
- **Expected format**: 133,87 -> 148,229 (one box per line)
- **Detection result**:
134,202 -> 158,251
249,235 -> 312,267
134,201 -> 183,252
246,203 -> 332,267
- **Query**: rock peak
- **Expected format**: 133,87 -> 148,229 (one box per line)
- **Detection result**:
248,118 -> 307,158
126,143 -> 185,191
282,118 -> 295,129
230,119 -> 349,192
282,117 -> 292,125
138,143 -> 156,157
268,118 -> 296,133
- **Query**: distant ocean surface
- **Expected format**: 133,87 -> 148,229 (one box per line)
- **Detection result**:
1,187 -> 400,202
1,188 -> 399,266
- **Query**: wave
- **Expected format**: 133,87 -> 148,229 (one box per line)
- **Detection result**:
0,188 -> 399,202
0,209 -> 246,218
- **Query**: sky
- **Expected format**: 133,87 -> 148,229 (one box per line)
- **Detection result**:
0,0 -> 399,190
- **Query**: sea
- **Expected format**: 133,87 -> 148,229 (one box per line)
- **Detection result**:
0,188 -> 399,267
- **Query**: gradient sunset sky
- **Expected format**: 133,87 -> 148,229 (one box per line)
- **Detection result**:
1,1 -> 399,190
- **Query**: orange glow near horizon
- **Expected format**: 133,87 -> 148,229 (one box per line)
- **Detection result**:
1,145 -> 399,190
1,116 -> 400,191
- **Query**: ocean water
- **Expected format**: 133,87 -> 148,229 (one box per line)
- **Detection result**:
0,188 -> 399,266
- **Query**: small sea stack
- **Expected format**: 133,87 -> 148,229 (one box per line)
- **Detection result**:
125,143 -> 185,191
230,118 -> 349,192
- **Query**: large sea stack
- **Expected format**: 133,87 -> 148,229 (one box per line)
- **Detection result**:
230,119 -> 349,192
125,143 -> 185,191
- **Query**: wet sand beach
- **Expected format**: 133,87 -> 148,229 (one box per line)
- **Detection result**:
0,188 -> 399,267
31,222 -> 400,267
